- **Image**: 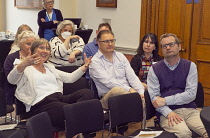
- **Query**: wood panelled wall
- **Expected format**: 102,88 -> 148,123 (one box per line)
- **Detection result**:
140,0 -> 210,106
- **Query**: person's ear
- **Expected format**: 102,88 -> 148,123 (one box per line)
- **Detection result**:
178,44 -> 181,51
96,30 -> 99,35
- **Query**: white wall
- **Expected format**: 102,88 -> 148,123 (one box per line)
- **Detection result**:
60,0 -> 76,18
76,0 -> 141,54
5,0 -> 59,35
5,0 -> 141,54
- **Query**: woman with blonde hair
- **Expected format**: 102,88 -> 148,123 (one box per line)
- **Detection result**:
4,31 -> 39,105
48,20 -> 85,66
9,24 -> 33,54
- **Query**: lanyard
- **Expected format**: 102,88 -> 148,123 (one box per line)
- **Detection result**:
46,12 -> 52,21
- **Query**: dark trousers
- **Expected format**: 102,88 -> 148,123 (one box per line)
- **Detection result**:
26,88 -> 94,128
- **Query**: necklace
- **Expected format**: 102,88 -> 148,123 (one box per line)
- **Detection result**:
19,51 -> 26,60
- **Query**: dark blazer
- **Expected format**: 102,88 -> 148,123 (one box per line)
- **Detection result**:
37,9 -> 63,38
130,54 -> 163,77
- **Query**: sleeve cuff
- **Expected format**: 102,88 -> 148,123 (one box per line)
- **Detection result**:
165,96 -> 173,105
162,109 -> 172,117
123,86 -> 131,92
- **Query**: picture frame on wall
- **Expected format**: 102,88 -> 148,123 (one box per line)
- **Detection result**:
96,0 -> 117,8
14,0 -> 43,9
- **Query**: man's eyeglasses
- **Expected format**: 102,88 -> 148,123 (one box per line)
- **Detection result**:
98,39 -> 116,44
162,42 -> 177,49
38,46 -> 50,51
44,1 -> 54,4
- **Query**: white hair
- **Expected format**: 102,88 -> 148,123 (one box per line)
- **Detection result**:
56,20 -> 76,35
17,31 -> 39,48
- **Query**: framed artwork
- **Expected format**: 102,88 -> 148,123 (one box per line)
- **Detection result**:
14,0 -> 43,9
96,0 -> 117,8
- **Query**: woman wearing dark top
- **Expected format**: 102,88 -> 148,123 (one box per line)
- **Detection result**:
4,31 -> 39,105
38,0 -> 63,41
130,33 -> 162,90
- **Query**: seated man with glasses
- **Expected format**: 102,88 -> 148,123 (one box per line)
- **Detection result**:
89,30 -> 145,110
147,33 -> 208,138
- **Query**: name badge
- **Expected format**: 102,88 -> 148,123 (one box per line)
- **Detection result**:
152,62 -> 157,65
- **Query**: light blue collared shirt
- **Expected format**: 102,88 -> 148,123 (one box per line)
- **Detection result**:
147,59 -> 198,117
89,50 -> 145,97
83,39 -> 99,79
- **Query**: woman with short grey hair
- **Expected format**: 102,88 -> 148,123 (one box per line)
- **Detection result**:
56,20 -> 76,36
48,20 -> 85,66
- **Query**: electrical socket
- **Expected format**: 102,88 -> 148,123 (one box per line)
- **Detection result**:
102,18 -> 111,25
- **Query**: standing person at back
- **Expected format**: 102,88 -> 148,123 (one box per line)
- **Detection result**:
83,22 -> 112,79
38,0 -> 63,41
147,33 -> 208,138
89,30 -> 144,109
130,33 -> 162,90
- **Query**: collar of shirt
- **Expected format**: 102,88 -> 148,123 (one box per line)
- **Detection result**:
142,54 -> 153,61
164,58 -> 180,71
97,50 -> 116,59
93,39 -> 98,46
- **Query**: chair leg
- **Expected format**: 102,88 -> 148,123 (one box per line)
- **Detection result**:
4,116 -> 7,123
15,114 -> 17,123
101,129 -> 104,138
10,113 -> 13,121
142,98 -> 146,129
116,126 -> 119,136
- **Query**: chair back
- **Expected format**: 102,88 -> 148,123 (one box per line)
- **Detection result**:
26,112 -> 53,138
8,130 -> 24,138
108,93 -> 143,128
55,66 -> 80,73
15,98 -> 28,121
194,82 -> 204,108
200,106 -> 210,137
144,90 -> 156,120
63,99 -> 104,138
89,78 -> 100,99
0,87 -> 6,117
0,69 -> 5,88
63,77 -> 89,95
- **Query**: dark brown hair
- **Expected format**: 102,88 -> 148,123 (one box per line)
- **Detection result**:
98,22 -> 112,31
96,30 -> 114,41
137,33 -> 160,61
